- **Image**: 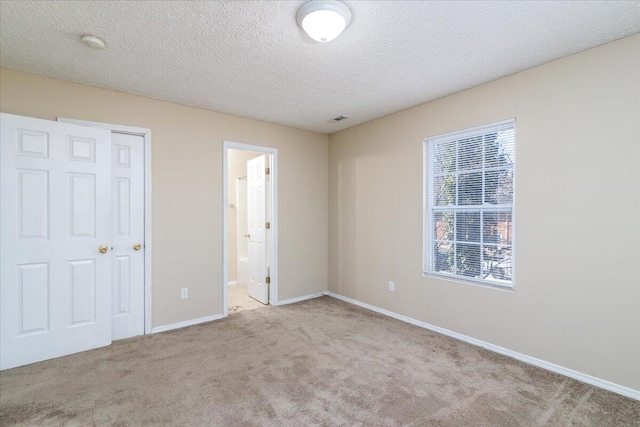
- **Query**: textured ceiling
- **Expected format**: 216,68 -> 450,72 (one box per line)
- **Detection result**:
1,1 -> 639,134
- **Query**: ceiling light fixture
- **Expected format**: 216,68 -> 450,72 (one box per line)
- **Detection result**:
296,0 -> 352,43
80,34 -> 106,50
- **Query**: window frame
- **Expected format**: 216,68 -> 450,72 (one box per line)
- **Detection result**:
423,119 -> 516,290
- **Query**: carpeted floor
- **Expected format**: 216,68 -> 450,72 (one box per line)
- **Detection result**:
0,297 -> 638,426
228,283 -> 266,315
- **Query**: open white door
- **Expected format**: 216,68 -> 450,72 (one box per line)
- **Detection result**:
111,133 -> 145,340
246,155 -> 268,304
0,113 -> 113,370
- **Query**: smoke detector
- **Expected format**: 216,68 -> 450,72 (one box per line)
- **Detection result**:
80,34 -> 106,50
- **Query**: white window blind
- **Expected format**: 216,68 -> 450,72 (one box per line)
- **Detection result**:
424,119 -> 515,288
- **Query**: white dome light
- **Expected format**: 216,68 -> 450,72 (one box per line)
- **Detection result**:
296,1 -> 352,43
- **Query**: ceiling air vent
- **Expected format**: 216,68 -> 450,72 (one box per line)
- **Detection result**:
330,115 -> 348,123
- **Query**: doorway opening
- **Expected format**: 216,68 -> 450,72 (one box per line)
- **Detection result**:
223,141 -> 278,317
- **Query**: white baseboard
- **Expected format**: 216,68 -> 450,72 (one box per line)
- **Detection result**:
151,314 -> 224,334
274,292 -> 324,306
324,291 -> 640,401
228,281 -> 238,286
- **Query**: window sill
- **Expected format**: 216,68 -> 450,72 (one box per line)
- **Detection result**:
423,271 -> 515,292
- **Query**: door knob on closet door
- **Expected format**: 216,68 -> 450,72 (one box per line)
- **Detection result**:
98,245 -> 109,254
133,243 -> 142,251
245,233 -> 250,238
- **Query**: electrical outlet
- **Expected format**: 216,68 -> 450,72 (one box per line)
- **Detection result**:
388,281 -> 395,292
181,288 -> 188,299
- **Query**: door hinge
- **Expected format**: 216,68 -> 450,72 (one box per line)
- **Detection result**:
265,167 -> 270,175
265,276 -> 271,284
265,221 -> 270,229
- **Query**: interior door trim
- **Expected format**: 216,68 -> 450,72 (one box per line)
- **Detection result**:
57,118 -> 153,334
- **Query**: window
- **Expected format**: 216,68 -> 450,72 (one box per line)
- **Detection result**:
424,119 -> 515,288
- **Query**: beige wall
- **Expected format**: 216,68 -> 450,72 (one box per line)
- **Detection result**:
227,149 -> 261,282
0,68 -> 329,327
328,34 -> 640,390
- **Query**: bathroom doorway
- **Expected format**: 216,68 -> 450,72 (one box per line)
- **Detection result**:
223,141 -> 278,316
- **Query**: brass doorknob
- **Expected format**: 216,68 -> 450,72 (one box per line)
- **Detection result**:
245,233 -> 250,238
133,243 -> 142,251
98,245 -> 108,254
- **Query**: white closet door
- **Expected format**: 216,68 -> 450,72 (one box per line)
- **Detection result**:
111,133 -> 145,340
0,113 -> 112,370
246,155 -> 268,304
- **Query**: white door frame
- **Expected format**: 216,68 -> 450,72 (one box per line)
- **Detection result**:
57,118 -> 153,334
223,141 -> 278,317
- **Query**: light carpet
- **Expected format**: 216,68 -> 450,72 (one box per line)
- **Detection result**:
1,297 -> 638,426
